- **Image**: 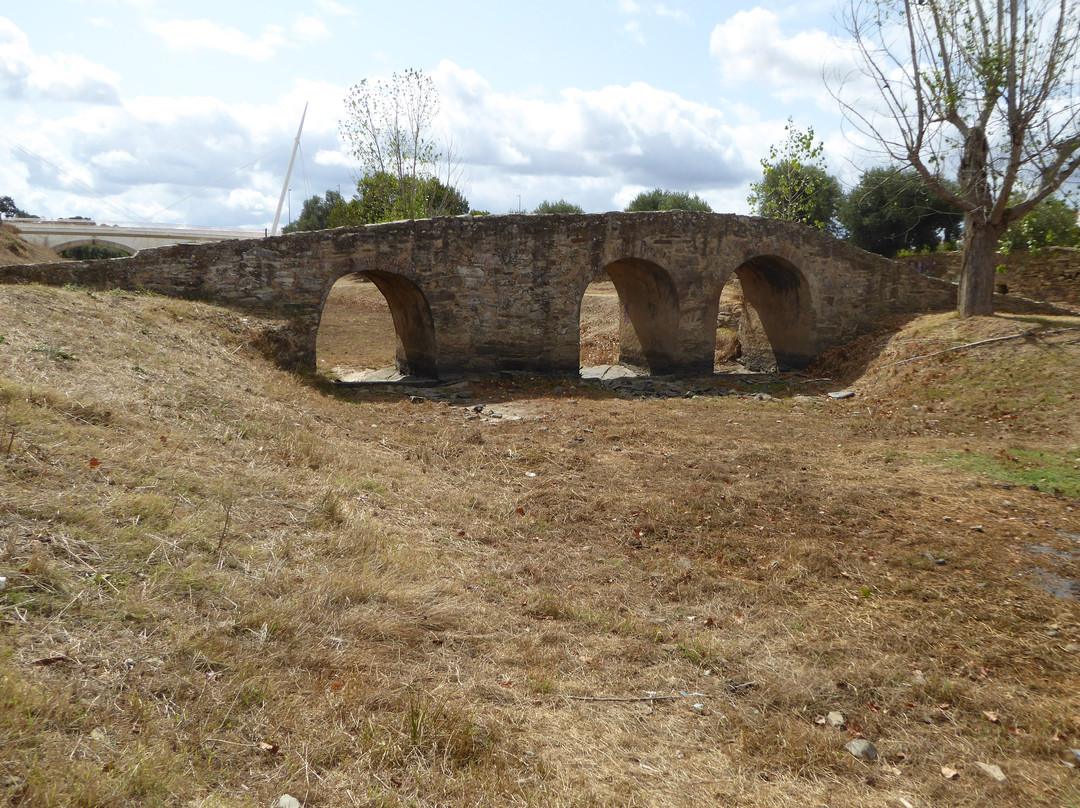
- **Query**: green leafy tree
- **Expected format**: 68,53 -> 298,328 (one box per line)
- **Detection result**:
839,0 -> 1080,317
625,189 -> 712,212
282,190 -> 344,233
748,120 -> 842,233
0,196 -> 32,219
840,167 -> 963,257
339,68 -> 463,220
532,199 -> 585,215
999,195 -> 1080,252
329,172 -> 468,227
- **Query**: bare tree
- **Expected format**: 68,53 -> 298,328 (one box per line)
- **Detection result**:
836,0 -> 1080,316
339,68 -> 464,220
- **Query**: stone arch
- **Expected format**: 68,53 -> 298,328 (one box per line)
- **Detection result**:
719,255 -> 814,371
582,257 -> 680,374
50,238 -> 136,256
317,270 -> 438,379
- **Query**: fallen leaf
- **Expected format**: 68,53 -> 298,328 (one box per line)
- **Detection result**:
941,766 -> 959,780
515,507 -> 525,516
88,457 -> 101,468
982,710 -> 1000,723
258,741 -> 279,754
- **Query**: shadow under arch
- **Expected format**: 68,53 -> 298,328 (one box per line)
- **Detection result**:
583,257 -> 681,374
719,255 -> 814,371
52,239 -> 136,257
318,270 -> 438,379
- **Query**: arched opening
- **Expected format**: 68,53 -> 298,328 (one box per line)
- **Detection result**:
715,255 -> 813,372
578,258 -> 680,377
316,271 -> 438,381
54,240 -> 135,259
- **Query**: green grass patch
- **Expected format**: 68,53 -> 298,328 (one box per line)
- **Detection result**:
931,446 -> 1080,497
30,343 -> 76,361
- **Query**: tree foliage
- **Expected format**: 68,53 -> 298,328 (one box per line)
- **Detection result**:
329,172 -> 468,227
282,190 -> 344,233
625,189 -> 713,212
999,195 -> 1080,252
0,196 -> 32,219
838,0 -> 1080,316
748,120 -> 842,233
840,166 -> 963,256
532,199 -> 585,215
339,68 -> 463,220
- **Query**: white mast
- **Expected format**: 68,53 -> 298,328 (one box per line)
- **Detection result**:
271,103 -> 308,236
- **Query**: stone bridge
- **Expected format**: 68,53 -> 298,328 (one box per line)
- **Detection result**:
1,212 -> 956,377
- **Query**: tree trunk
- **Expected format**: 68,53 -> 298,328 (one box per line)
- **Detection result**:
957,219 -> 1004,317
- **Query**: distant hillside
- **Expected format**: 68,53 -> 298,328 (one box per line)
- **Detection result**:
0,222 -> 64,265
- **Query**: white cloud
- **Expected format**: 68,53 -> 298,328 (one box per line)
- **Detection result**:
0,17 -> 120,104
616,2 -> 692,44
654,5 -> 690,23
433,61 -> 756,213
315,0 -> 357,16
623,21 -> 646,45
709,8 -> 858,104
4,34 -> 783,228
146,15 -> 327,61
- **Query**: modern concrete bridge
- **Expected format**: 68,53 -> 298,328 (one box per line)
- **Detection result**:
1,212 -> 956,377
7,218 -> 262,255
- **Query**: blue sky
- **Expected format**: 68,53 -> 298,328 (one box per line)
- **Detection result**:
2,0 -> 872,228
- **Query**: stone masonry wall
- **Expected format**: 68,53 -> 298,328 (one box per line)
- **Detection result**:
1,213 -> 957,376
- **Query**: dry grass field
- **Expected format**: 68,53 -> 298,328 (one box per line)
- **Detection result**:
1,276 -> 1079,807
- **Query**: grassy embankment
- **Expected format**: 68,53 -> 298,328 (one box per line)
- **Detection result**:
1,275 -> 1078,807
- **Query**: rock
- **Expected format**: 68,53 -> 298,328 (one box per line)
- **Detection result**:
826,711 -> 846,728
975,762 -> 1007,783
278,796 -> 302,808
674,557 -> 693,574
1061,749 -> 1080,768
828,390 -> 855,400
845,739 -> 878,761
